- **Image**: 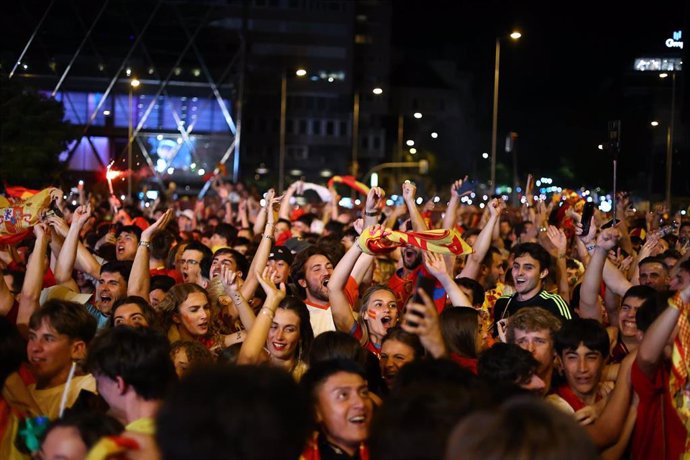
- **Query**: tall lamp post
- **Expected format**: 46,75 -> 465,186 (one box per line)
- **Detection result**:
352,87 -> 384,179
279,68 -> 306,193
662,71 -> 677,210
128,78 -> 141,199
490,31 -> 521,191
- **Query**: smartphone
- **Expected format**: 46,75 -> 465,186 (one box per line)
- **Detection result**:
601,218 -> 621,229
406,276 -> 435,327
455,181 -> 476,199
412,276 -> 436,304
581,202 -> 595,235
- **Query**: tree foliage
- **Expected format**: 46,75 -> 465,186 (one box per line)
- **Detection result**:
0,78 -> 77,188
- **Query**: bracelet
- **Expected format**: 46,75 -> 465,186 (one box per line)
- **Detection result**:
586,244 -> 596,252
231,294 -> 243,304
365,210 -> 380,217
138,240 -> 151,249
259,308 -> 275,319
264,234 -> 274,240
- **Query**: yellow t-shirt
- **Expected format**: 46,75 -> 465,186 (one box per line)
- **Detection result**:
28,374 -> 96,419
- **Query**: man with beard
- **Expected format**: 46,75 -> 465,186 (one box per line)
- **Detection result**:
386,181 -> 450,312
292,246 -> 359,336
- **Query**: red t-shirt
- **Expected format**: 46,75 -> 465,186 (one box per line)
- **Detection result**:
631,360 -> 687,460
387,265 -> 447,313
150,267 -> 183,284
449,353 -> 478,375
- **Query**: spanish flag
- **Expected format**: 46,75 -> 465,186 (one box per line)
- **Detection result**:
0,188 -> 55,245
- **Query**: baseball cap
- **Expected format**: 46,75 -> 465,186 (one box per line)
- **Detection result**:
268,246 -> 294,265
283,237 -> 312,255
179,209 -> 195,221
40,285 -> 92,306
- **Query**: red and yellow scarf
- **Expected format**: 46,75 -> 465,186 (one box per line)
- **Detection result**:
669,293 -> 690,457
357,227 -> 472,256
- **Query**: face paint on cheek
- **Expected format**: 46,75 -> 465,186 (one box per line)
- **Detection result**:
367,310 -> 378,320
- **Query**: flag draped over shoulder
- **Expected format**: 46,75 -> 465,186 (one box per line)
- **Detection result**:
668,293 -> 690,457
0,188 -> 55,245
357,227 -> 472,256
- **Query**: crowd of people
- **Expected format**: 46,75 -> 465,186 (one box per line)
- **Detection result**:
0,176 -> 689,460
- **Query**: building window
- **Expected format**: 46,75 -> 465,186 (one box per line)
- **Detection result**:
339,121 -> 347,137
312,120 -> 321,135
326,120 -> 334,135
299,119 -> 307,134
373,136 -> 381,150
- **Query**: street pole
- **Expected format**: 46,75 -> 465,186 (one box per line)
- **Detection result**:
279,70 -> 287,193
352,90 -> 360,178
395,113 -> 404,188
128,85 -> 133,200
664,72 -> 676,210
490,37 -> 500,193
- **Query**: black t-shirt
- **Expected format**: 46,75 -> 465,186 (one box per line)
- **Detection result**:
493,290 -> 573,326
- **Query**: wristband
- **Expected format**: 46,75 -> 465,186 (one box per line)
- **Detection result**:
586,244 -> 596,253
138,240 -> 151,249
365,210 -> 380,217
259,308 -> 275,319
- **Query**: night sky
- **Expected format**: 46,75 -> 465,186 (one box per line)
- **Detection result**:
392,0 -> 688,194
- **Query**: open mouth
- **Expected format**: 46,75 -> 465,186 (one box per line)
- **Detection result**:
381,315 -> 392,326
322,277 -> 330,288
348,415 -> 367,424
99,294 -> 112,304
272,342 -> 287,351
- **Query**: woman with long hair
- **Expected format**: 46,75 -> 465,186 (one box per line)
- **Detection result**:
238,267 -> 314,380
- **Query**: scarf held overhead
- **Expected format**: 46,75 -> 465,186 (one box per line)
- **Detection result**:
357,227 -> 472,256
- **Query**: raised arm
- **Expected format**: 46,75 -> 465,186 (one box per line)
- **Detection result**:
128,209 -> 173,298
0,268 -> 13,316
17,224 -> 50,332
579,227 -> 620,321
442,179 -> 462,230
328,231 -> 370,333
545,225 -> 572,303
584,350 -> 636,448
402,181 -> 427,231
279,181 -> 300,220
241,190 -> 281,300
237,267 -> 286,365
637,283 -> 689,378
425,251 -> 472,307
50,205 -> 91,285
220,266 -> 256,336
363,187 -> 386,228
460,198 -> 502,280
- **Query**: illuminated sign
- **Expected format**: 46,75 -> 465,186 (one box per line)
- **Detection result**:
634,58 -> 683,72
665,30 -> 683,49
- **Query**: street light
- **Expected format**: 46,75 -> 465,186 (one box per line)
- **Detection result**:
664,71 -> 677,209
128,78 -> 141,199
650,120 -> 660,127
352,86 -> 384,178
279,68 -> 307,192
490,30 -> 521,192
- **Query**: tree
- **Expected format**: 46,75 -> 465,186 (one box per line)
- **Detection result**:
0,78 -> 77,188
